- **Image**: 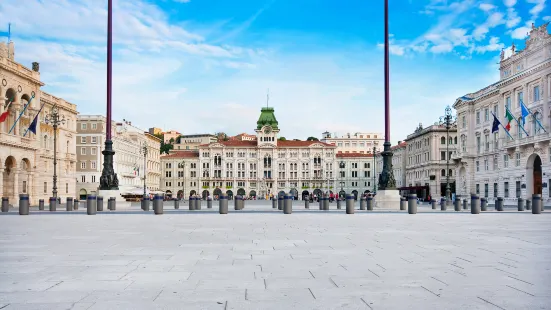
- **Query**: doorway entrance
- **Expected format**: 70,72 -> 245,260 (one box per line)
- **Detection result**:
527,153 -> 543,197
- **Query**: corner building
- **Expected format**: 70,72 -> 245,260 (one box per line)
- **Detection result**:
1,42 -> 77,205
453,23 -> 551,207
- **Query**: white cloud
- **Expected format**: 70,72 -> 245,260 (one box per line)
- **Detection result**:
503,0 -> 517,6
543,16 -> 551,21
173,0 -> 191,3
479,3 -> 496,11
511,21 -> 534,39
526,0 -> 546,18
505,7 -> 522,28
430,42 -> 453,53
475,36 -> 505,53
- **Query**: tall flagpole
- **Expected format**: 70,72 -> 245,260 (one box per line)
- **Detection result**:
378,0 -> 396,191
99,0 -> 119,191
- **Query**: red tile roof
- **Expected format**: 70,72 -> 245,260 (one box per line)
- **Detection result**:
336,153 -> 374,158
161,151 -> 199,159
199,140 -> 336,148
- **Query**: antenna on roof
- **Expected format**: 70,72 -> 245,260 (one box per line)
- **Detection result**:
266,88 -> 270,108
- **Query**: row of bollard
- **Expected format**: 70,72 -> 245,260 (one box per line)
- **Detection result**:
0,194 -> 118,215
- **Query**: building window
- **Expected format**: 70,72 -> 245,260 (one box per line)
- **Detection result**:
81,162 -> 86,169
484,184 -> 488,197
505,96 -> 511,110
493,183 -> 498,198
462,116 -> 466,128
22,181 -> 27,193
441,151 -> 446,160
44,182 -> 47,193
81,123 -> 87,130
440,137 -> 445,144
476,184 -> 480,194
503,154 -> 509,168
504,182 -> 509,198
66,183 -> 69,194
81,136 -> 86,143
476,111 -> 480,124
91,161 -> 96,169
484,134 -> 489,151
493,105 -> 498,117
534,85 -> 540,101
484,159 -> 488,171
518,91 -> 523,107
476,161 -> 480,172
484,108 -> 489,122
81,147 -> 86,155
494,133 -> 499,149
91,123 -> 97,130
477,136 -> 481,154
515,153 -> 520,167
91,137 -> 97,143
493,155 -> 498,170
515,181 -> 521,198
91,148 -> 96,155
92,175 -> 96,182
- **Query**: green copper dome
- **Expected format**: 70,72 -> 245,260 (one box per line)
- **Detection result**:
256,107 -> 279,130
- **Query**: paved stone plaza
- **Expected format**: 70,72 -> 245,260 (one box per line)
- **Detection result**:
1,201 -> 550,309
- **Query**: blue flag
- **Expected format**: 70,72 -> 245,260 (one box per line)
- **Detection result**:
520,101 -> 530,125
491,114 -> 501,133
0,23 -> 10,41
27,114 -> 38,134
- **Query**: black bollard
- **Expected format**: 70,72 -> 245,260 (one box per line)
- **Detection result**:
408,194 -> 417,214
532,194 -> 541,214
38,199 -> 44,211
96,196 -> 104,212
219,194 -> 228,214
141,197 -> 150,211
49,197 -> 57,211
153,194 -> 164,215
19,194 -> 30,215
66,197 -> 73,211
471,194 -> 480,214
87,195 -> 97,215
1,197 -> 8,212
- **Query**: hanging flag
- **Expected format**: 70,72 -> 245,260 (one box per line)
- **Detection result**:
459,96 -> 473,101
24,101 -> 46,136
504,108 -> 514,131
0,101 -> 13,123
0,23 -> 11,42
491,112 -> 514,140
520,101 -> 530,126
519,98 -> 547,133
491,114 -> 501,133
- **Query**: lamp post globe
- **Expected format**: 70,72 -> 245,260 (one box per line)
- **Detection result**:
439,105 -> 456,202
45,105 -> 66,198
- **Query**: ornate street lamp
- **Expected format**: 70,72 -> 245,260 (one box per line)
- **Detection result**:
378,0 -> 397,191
45,105 -> 65,198
339,161 -> 345,198
439,105 -> 456,202
99,0 -> 119,192
140,141 -> 148,199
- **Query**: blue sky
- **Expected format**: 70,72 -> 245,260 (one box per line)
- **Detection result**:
0,0 -> 549,143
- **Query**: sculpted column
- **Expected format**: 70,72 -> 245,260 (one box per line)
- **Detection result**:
0,168 -> 4,198
12,168 -> 19,201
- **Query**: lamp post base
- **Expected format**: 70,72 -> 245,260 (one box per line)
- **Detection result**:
374,189 -> 401,210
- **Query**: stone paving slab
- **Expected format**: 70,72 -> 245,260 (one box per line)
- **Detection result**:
1,204 -> 550,309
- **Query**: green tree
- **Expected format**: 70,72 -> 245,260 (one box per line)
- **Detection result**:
153,133 -> 174,154
169,137 -> 175,144
306,136 -> 319,141
278,137 -> 286,141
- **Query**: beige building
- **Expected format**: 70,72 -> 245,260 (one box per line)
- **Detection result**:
403,123 -> 458,200
173,134 -> 217,151
453,23 -> 551,206
160,107 -> 381,200
230,133 -> 257,141
321,131 -> 384,154
76,116 -> 162,198
335,153 -> 376,198
1,41 -> 78,205
163,130 -> 180,144
160,151 -> 200,198
148,127 -> 162,136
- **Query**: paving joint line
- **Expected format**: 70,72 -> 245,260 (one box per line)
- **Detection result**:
309,270 -> 315,279
368,269 -> 380,278
329,277 -> 339,288
360,297 -> 373,309
153,289 -> 163,301
430,276 -> 448,286
421,285 -> 440,297
507,275 -> 534,285
308,288 -> 316,299
477,297 -> 506,310
505,285 -> 535,296
456,257 -> 472,263
43,281 -> 64,291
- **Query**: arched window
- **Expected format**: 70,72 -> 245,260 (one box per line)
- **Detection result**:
43,135 -> 48,148
441,169 -> 446,177
454,137 -> 457,144
449,169 -> 453,177
448,137 -> 453,145
440,137 -> 446,144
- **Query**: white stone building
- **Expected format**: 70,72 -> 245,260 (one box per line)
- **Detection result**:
160,107 -> 380,200
335,153 -> 376,198
1,41 -> 78,205
76,116 -> 162,199
173,134 -> 217,151
321,131 -> 384,154
403,123 -> 458,200
453,22 -> 551,207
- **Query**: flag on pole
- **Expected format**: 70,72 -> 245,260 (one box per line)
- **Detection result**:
520,101 -> 530,126
24,101 -> 46,136
0,23 -> 11,42
459,96 -> 473,101
9,94 -> 34,134
504,108 -> 514,131
491,114 -> 501,133
0,100 -> 13,123
491,112 -> 514,140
